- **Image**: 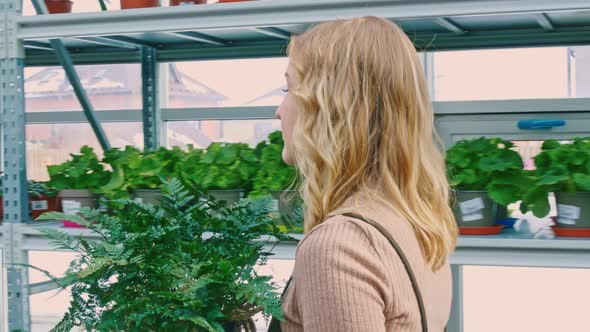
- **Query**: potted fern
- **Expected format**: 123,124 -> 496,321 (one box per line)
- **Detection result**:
33,179 -> 290,332
520,137 -> 590,229
446,137 -> 529,229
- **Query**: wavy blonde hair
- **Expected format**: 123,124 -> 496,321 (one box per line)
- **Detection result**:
287,17 -> 458,271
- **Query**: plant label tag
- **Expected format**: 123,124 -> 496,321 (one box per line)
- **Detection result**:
558,204 -> 581,220
459,198 -> 485,215
558,217 -> 577,225
31,200 -> 48,211
462,213 -> 484,222
63,200 -> 81,215
270,199 -> 279,212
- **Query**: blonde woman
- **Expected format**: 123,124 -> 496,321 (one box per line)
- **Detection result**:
270,16 -> 458,332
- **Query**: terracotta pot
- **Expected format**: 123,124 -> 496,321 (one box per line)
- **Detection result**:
44,0 -> 73,14
30,195 -> 61,220
121,0 -> 160,9
171,0 -> 206,5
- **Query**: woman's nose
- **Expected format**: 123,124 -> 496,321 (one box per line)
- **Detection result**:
275,107 -> 281,120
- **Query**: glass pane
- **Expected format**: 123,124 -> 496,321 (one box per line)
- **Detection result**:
25,64 -> 142,112
434,47 -> 586,101
165,58 -> 288,108
27,122 -> 143,181
166,119 -> 281,148
29,251 -> 78,332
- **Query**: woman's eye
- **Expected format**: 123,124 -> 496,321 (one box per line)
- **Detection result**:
282,88 -> 289,93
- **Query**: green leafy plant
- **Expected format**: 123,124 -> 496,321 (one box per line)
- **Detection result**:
520,137 -> 590,217
27,181 -> 58,198
446,137 -> 530,206
177,143 -> 258,191
32,179 -> 291,332
46,146 -> 110,192
100,146 -> 168,199
250,131 -> 297,197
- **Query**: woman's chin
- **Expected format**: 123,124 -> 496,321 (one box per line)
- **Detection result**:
282,148 -> 294,166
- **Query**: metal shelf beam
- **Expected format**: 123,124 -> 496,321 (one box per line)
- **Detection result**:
16,0 -> 590,40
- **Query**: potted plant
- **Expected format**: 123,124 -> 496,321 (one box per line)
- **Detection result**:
177,143 -> 258,205
120,0 -> 160,9
44,0 -> 73,13
0,177 -> 60,222
32,179 -> 289,332
170,0 -> 206,5
446,137 -> 529,229
28,181 -> 61,220
520,137 -> 590,229
47,146 -> 110,227
100,146 -> 167,202
251,131 -> 302,232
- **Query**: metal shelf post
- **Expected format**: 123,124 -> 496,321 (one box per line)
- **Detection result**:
142,46 -> 160,150
1,0 -> 31,330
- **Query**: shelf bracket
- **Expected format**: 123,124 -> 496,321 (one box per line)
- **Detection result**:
31,0 -> 111,151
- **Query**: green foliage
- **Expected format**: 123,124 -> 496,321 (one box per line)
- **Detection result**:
250,131 -> 298,197
100,146 -> 169,199
520,137 -> 590,217
446,137 -> 530,206
46,146 -> 109,192
177,143 -> 258,191
34,179 -> 291,332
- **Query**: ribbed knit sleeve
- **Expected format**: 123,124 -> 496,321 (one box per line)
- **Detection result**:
292,216 -> 392,332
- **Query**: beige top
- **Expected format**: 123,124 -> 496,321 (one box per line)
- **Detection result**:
281,196 -> 452,332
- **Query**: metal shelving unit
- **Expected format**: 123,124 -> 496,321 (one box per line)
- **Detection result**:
2,0 -> 590,331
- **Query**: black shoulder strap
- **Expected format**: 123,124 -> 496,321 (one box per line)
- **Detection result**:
342,212 -> 429,332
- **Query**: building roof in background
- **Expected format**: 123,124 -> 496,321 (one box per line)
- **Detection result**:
245,85 -> 286,106
25,64 -> 228,102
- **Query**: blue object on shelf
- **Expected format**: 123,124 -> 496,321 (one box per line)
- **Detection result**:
497,217 -> 518,228
518,119 -> 566,130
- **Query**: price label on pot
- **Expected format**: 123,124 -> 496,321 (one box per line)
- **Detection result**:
462,213 -> 484,222
459,198 -> 485,215
558,218 -> 576,225
63,200 -> 81,215
31,200 -> 48,211
558,204 -> 580,220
